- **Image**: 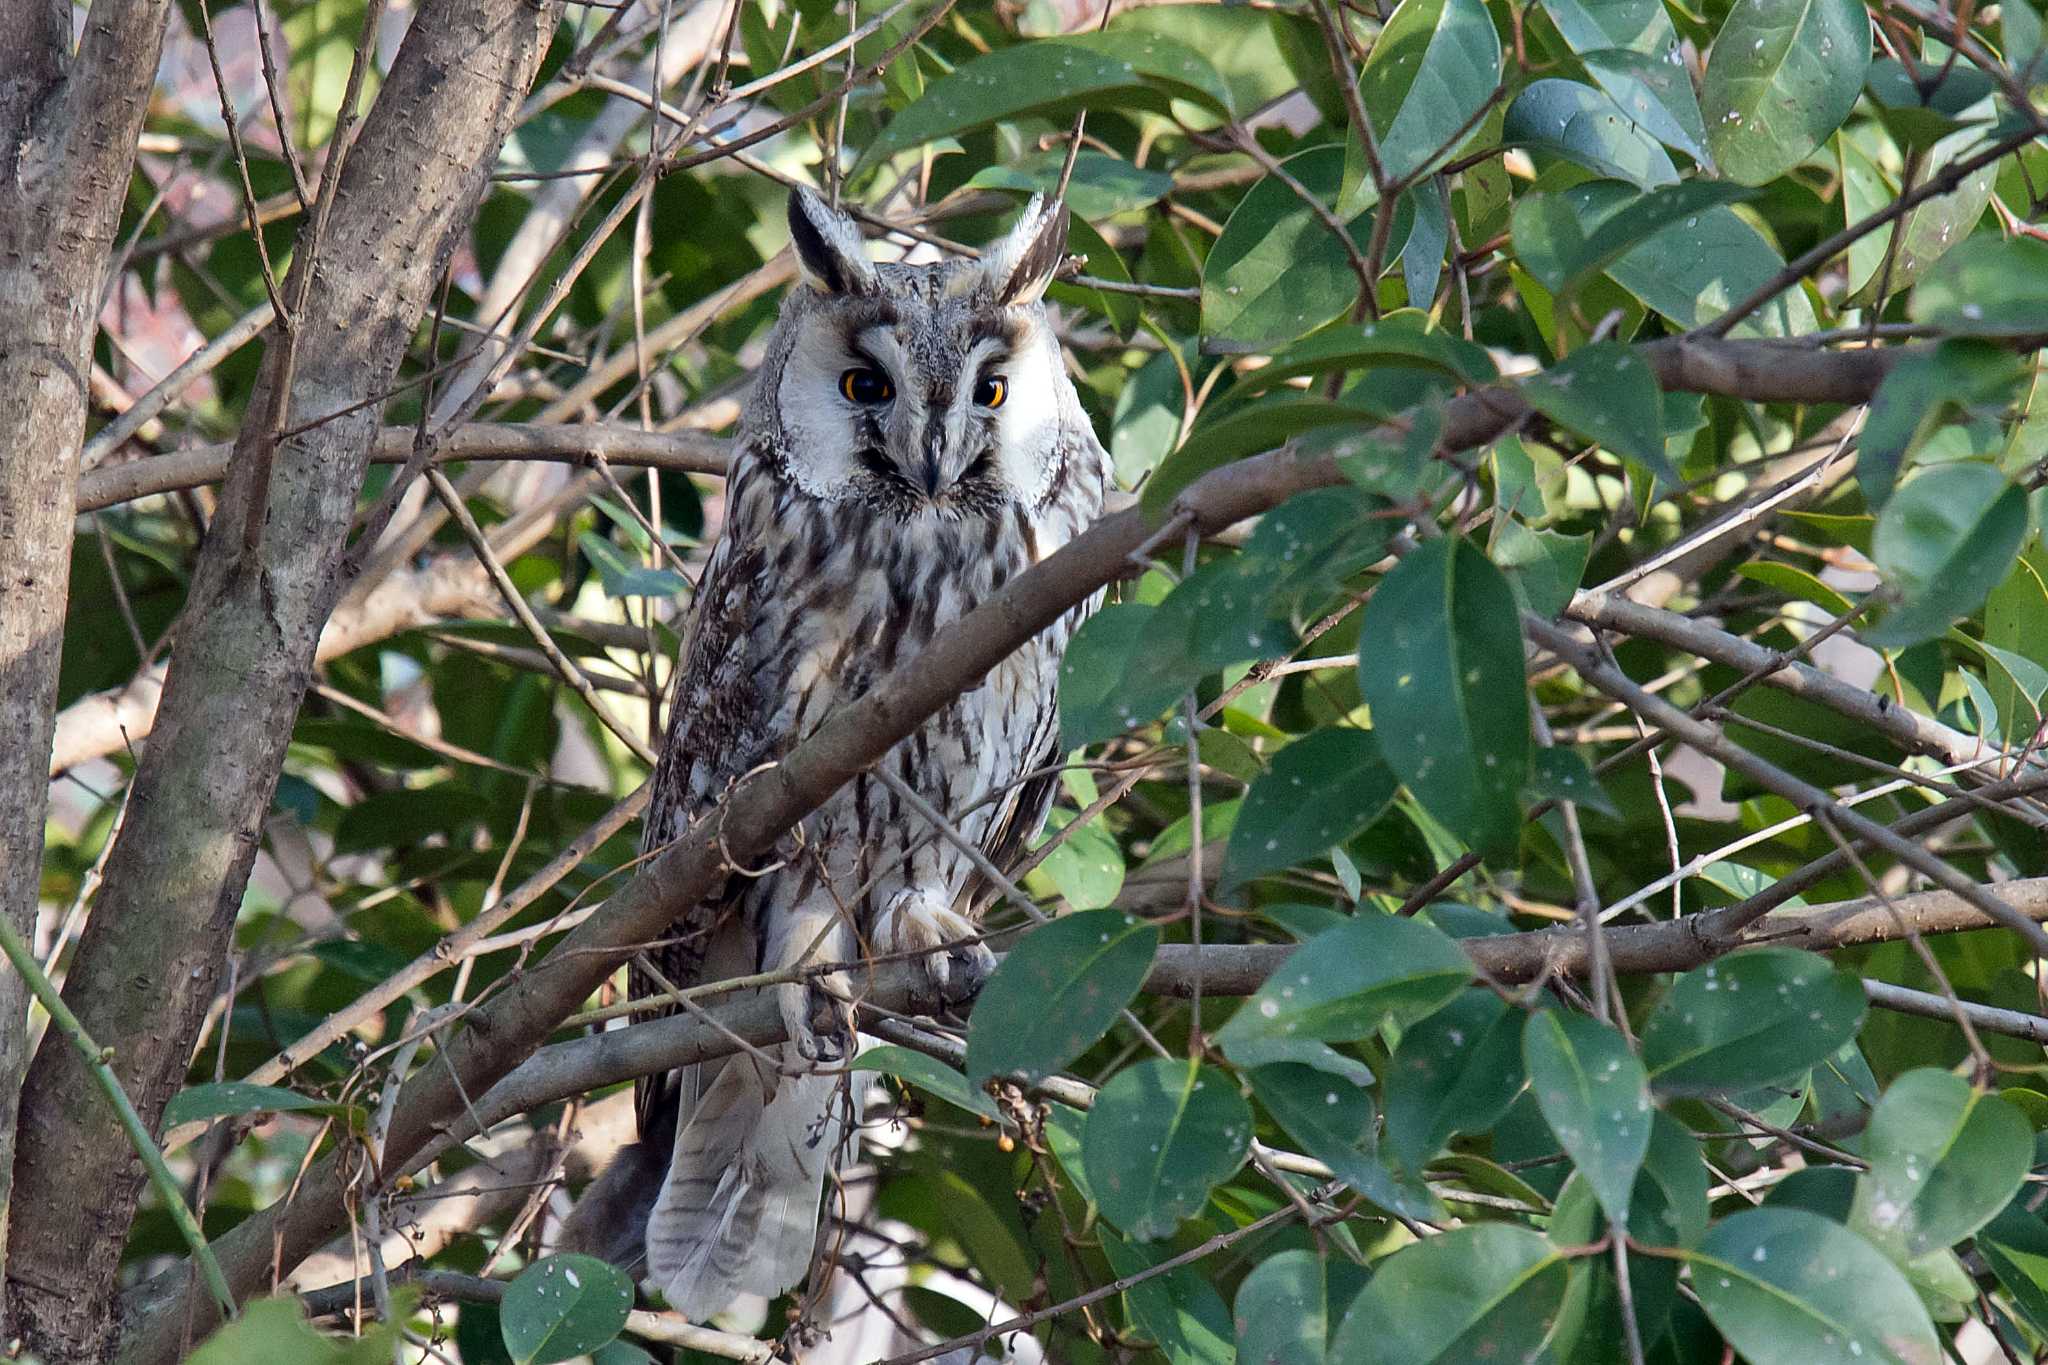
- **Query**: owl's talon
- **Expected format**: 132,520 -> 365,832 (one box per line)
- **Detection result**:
778,976 -> 853,1064
875,891 -> 990,1014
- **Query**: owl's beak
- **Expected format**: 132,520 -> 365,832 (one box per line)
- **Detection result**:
918,418 -> 948,497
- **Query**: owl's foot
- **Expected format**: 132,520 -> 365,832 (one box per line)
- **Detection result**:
777,973 -> 855,1065
874,892 -> 995,1011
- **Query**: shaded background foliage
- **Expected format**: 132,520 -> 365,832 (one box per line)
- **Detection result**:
11,0 -> 2048,1360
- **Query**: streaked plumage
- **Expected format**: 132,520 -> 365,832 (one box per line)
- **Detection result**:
561,187 -> 1110,1320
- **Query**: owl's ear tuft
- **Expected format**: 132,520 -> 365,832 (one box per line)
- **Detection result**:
787,186 -> 877,295
986,194 -> 1070,307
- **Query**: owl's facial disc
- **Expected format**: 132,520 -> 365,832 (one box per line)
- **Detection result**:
833,322 -> 1020,508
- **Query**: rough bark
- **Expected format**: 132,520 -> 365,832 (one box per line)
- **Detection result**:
4,0 -> 559,1355
0,0 -> 175,1328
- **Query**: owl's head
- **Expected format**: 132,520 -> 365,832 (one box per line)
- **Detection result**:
749,186 -> 1089,519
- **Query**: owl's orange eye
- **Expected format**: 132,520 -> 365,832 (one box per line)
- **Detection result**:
840,367 -> 894,405
974,374 -> 1008,409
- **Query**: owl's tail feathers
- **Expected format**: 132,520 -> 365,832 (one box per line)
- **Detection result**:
644,1053 -> 841,1322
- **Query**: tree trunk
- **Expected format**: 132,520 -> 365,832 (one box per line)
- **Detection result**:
0,0 -> 175,1331
3,0 -> 559,1356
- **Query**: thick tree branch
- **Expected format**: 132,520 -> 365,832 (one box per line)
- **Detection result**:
8,0 -> 561,1353
0,0 -> 178,1330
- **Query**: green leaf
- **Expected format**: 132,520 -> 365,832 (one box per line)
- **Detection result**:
964,910 -> 1158,1084
500,1255 -> 633,1365
1978,1200 -> 2048,1339
1539,0 -> 1681,59
1857,339 -> 2024,506
857,32 -> 1233,171
1700,0 -> 1871,184
1215,912 -> 1471,1077
1494,523 -> 1592,619
1866,462 -> 2030,648
1221,728 -> 1400,894
192,1295 -> 407,1365
1383,988 -> 1529,1170
1059,604 -> 1187,747
1520,342 -> 1676,484
856,1044 -> 999,1121
577,533 -> 688,600
1690,1208 -> 1941,1365
1502,79 -> 1680,187
1527,746 -> 1619,816
1141,399 -> 1375,520
1356,536 -> 1530,862
1082,1057 -> 1252,1240
1512,183 -> 1758,299
1101,1229 -> 1237,1365
964,150 -> 1174,220
1839,126 -> 1997,306
1850,1068 -> 2033,1259
1236,312 -> 1499,394
1863,59 -> 1997,152
1242,486 -> 1401,612
1234,1248 -> 1328,1365
1523,1010 -> 1653,1224
1329,1224 -> 1570,1363
163,1081 -> 357,1129
1911,234 -> 2048,335
1984,546 -> 2048,742
1037,809 -> 1127,911
1358,0 -> 1505,181
1201,147 -> 1369,352
1251,1063 -> 1446,1222
1580,48 -> 1712,164
1733,561 -> 1856,614
1640,949 -> 1867,1095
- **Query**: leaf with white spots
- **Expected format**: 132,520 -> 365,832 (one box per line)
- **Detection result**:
1082,1057 -> 1252,1241
1639,948 -> 1866,1096
1328,1223 -> 1571,1363
1356,536 -> 1531,864
1251,1063 -> 1445,1222
1850,1068 -> 2032,1261
1522,1009 -> 1652,1225
1383,988 -> 1528,1171
1221,728 -> 1399,895
500,1255 -> 631,1365
1215,913 -> 1471,1080
964,909 -> 1158,1085
1059,604 -> 1188,748
1035,809 -> 1127,910
1233,1249 -> 1329,1365
1690,1209 -> 1940,1365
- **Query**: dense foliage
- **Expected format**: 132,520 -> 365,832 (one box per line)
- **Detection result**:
25,0 -> 2048,1360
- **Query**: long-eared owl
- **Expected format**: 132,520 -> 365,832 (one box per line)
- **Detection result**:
561,186 -> 1111,1320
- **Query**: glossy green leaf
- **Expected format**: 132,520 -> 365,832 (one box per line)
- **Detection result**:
857,1044 -> 999,1121
1866,462 -> 2030,648
1582,48 -> 1711,163
1329,1223 -> 1570,1363
1863,59 -> 1997,152
1857,339 -> 2024,506
964,151 -> 1174,220
1237,313 -> 1499,394
1141,399 -> 1373,520
1202,147 -> 1368,352
1977,1200 -> 2048,1339
1523,1010 -> 1653,1224
1521,342 -> 1675,484
1059,604 -> 1188,747
1526,746 -> 1619,816
1839,126 -> 1996,306
1082,1057 -> 1252,1240
1251,1063 -> 1445,1222
1640,949 -> 1867,1095
1242,485 -> 1401,612
1234,1248 -> 1327,1365
1383,988 -> 1529,1170
1733,561 -> 1856,614
501,1255 -> 632,1365
1701,0 -> 1871,184
858,32 -> 1233,170
1494,523 -> 1591,619
1101,1229 -> 1237,1364
163,1081 -> 358,1129
1037,809 -> 1127,910
1359,0 -> 1504,181
965,910 -> 1158,1084
1512,182 -> 1757,299
1358,536 -> 1529,862
1851,1068 -> 2033,1259
1539,0 -> 1681,58
1221,728 -> 1400,894
1911,234 -> 2048,335
1215,912 -> 1471,1078
1503,79 -> 1680,187
1690,1209 -> 1940,1365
